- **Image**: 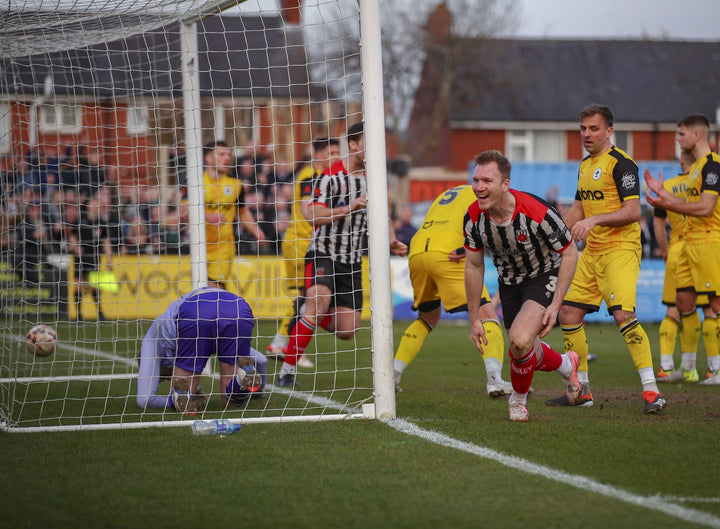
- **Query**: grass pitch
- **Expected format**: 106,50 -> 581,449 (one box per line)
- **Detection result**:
1,320 -> 719,529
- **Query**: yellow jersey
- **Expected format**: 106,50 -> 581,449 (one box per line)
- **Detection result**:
653,172 -> 688,246
409,185 -> 476,257
576,146 -> 640,254
283,164 -> 322,250
684,151 -> 720,245
203,171 -> 244,245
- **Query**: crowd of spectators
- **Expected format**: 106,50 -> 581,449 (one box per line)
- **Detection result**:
0,142 -> 669,287
0,142 -> 305,285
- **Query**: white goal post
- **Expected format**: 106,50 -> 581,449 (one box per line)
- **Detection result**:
0,0 -> 396,432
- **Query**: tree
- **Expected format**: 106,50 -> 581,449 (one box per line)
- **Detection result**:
303,0 -> 519,164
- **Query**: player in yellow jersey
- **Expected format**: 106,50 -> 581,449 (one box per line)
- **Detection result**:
266,138 -> 341,367
393,185 -> 512,397
645,113 -> 720,385
202,141 -> 264,288
547,104 -> 666,413
652,150 -> 717,383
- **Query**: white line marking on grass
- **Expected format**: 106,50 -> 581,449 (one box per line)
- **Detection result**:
57,342 -> 137,366
51,338 -> 720,526
658,496 -> 720,504
386,418 -> 720,529
60,339 -> 364,414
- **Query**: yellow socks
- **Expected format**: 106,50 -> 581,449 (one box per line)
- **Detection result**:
619,318 -> 653,371
659,316 -> 679,371
394,319 -> 433,367
561,323 -> 589,372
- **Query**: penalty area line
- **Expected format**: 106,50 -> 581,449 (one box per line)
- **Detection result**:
386,418 -> 720,529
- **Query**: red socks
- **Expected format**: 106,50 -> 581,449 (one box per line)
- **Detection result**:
285,316 -> 315,366
535,341 -> 563,372
511,342 -> 565,393
319,314 -> 332,332
510,348 -> 535,394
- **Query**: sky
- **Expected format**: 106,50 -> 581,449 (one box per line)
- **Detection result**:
237,0 -> 719,40
511,0 -> 720,40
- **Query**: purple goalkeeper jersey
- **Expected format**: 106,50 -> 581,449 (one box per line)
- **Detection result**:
136,287 -> 262,409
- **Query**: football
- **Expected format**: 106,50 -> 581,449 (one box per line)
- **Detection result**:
26,324 -> 58,357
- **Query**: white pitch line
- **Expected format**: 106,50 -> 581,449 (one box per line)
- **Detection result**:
386,418 -> 720,529
30,337 -> 720,526
657,496 -> 720,504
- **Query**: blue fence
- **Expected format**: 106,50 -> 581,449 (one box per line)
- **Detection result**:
397,160 -> 682,324
391,257 -> 668,324
467,160 -> 681,204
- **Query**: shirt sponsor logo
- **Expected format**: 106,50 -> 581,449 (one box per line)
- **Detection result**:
621,172 -> 636,190
578,189 -> 605,201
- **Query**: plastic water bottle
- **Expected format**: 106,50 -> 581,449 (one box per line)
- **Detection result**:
191,419 -> 241,436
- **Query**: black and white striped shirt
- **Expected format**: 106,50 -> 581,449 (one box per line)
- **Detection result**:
463,189 -> 573,286
308,161 -> 368,265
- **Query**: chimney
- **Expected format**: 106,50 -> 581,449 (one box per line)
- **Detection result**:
425,2 -> 452,47
280,0 -> 302,25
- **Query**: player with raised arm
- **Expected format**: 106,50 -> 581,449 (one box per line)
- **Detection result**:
463,150 -> 581,422
136,287 -> 267,413
547,104 -> 666,413
393,184 -> 512,397
276,122 -> 408,387
652,150 -> 717,382
645,113 -> 720,385
266,137 -> 341,369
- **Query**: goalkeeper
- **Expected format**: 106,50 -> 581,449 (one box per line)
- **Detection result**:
136,287 -> 267,413
393,185 -> 512,397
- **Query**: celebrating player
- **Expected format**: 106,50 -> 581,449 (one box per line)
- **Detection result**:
266,137 -> 341,369
645,113 -> 720,385
393,184 -> 512,397
463,150 -> 581,422
136,287 -> 267,413
547,104 -> 666,413
276,122 -> 408,387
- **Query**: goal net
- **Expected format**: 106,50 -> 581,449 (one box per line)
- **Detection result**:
0,0 -> 395,432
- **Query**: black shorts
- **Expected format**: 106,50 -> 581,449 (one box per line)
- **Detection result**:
499,269 -> 558,329
305,254 -> 363,311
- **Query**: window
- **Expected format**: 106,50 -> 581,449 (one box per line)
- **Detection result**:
611,130 -> 632,155
533,131 -> 565,161
0,103 -> 10,154
39,102 -> 81,133
506,130 -> 566,162
507,131 -> 532,161
231,105 -> 256,148
127,105 -> 148,135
